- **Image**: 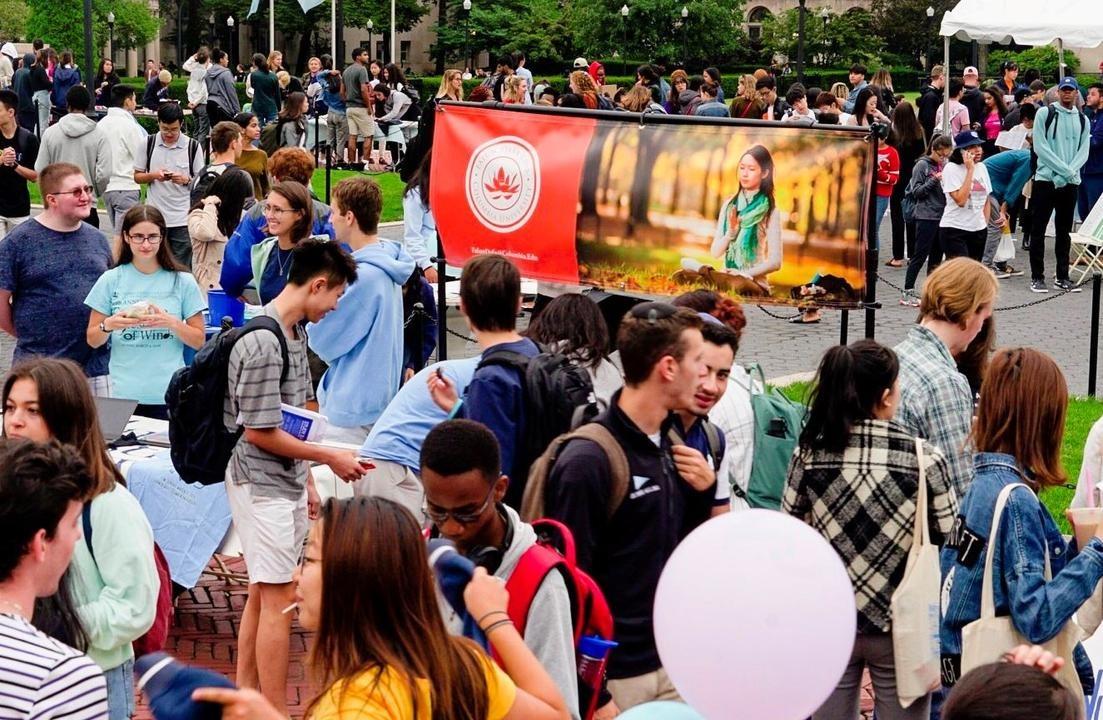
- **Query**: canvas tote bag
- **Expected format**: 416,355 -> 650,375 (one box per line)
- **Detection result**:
890,438 -> 942,708
961,482 -> 1084,696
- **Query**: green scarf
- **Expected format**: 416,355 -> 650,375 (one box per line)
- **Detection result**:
721,190 -> 771,270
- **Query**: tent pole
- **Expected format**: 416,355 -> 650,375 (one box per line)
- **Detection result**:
1057,39 -> 1065,80
943,35 -> 951,136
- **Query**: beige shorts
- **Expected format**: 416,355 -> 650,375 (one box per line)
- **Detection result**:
354,458 -> 424,523
346,107 -> 374,138
225,472 -> 308,585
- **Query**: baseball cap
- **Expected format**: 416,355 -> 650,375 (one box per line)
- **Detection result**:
952,130 -> 984,149
963,66 -> 979,77
573,57 -> 588,69
136,652 -> 235,720
1058,76 -> 1080,91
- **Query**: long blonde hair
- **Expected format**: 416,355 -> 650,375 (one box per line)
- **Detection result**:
436,69 -> 462,100
739,74 -> 758,102
502,75 -> 526,104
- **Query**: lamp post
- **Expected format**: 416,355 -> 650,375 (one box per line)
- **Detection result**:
820,8 -> 829,65
925,6 -> 934,72
209,13 -> 216,48
367,19 -> 374,59
796,0 -> 806,84
82,0 -> 92,74
107,11 -> 115,66
680,6 -> 688,66
227,16 -> 235,66
462,0 -> 471,73
620,4 -> 629,76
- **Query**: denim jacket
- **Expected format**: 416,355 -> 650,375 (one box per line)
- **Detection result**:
940,452 -> 1103,687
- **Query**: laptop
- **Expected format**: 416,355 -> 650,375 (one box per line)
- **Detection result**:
94,397 -> 138,444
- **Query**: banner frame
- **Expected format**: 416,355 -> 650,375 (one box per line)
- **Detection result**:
430,101 -> 883,359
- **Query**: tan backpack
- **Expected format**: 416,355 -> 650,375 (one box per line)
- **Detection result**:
521,423 -> 631,522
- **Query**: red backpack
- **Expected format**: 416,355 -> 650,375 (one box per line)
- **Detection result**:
502,518 -> 615,719
82,505 -> 174,656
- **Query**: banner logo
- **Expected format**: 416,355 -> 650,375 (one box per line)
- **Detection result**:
465,136 -> 540,234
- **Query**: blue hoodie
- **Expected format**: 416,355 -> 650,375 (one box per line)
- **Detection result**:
307,239 -> 415,428
53,65 -> 81,107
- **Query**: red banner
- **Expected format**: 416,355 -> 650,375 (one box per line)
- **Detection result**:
430,103 -> 873,308
431,103 -> 596,283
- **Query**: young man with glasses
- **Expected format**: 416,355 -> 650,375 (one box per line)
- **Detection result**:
538,302 -> 716,711
420,419 -> 581,720
0,90 -> 37,242
33,86 -> 111,229
133,103 -> 205,268
0,163 -> 112,392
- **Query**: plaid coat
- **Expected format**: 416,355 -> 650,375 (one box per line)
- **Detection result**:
783,418 -> 959,633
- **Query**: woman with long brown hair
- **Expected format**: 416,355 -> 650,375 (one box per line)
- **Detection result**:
941,348 -> 1103,698
85,205 -> 206,418
729,74 -> 764,119
195,496 -> 571,720
253,181 -> 329,304
3,357 -> 159,720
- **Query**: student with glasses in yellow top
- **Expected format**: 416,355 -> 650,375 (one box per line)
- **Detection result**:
195,496 -> 572,720
85,204 -> 206,418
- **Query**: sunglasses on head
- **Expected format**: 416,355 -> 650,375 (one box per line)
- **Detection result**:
629,301 -> 679,324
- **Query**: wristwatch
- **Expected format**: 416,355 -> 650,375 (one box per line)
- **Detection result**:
99,320 -> 109,333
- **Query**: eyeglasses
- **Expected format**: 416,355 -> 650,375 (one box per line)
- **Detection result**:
127,234 -> 162,246
423,485 -> 496,526
49,185 -> 95,198
264,205 -> 294,216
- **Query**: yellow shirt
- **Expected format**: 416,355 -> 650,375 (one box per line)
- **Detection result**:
310,655 -> 517,720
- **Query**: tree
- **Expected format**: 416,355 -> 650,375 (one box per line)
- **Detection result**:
760,7 -> 882,69
563,0 -> 748,71
0,0 -> 31,41
434,0 -> 567,68
26,0 -> 157,70
869,0 -> 955,68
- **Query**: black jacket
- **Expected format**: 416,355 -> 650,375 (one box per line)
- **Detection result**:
961,86 -> 986,127
543,390 -> 716,679
917,84 -> 942,142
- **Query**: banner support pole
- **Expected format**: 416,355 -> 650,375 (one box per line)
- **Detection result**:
1090,272 -> 1101,397
864,126 -> 880,340
839,309 -> 848,346
434,234 -> 448,361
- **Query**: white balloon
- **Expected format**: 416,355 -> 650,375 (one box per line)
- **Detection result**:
654,510 -> 856,720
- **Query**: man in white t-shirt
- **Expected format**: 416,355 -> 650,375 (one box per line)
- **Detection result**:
939,131 -> 991,262
0,439 -> 108,720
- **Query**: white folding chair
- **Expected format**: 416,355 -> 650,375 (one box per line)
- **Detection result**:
1071,196 -> 1103,286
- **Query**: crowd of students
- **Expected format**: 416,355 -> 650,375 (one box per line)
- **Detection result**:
2,43 -> 1103,720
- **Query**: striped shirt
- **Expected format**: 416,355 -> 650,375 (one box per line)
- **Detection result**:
224,305 -> 312,500
0,613 -> 108,720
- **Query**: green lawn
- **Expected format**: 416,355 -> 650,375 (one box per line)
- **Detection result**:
779,381 -> 1103,532
30,170 -> 407,225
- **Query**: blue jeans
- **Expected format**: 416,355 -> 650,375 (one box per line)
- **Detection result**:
873,195 -> 891,253
103,658 -> 135,720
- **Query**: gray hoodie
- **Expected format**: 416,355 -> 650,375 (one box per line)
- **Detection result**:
908,154 -> 947,222
34,112 -> 113,197
206,64 -> 240,116
444,506 -> 581,719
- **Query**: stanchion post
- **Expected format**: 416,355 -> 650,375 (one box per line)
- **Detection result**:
324,139 -> 332,205
864,127 -> 880,339
435,236 -> 448,361
839,308 -> 848,346
314,113 -> 321,166
1091,272 -> 1101,397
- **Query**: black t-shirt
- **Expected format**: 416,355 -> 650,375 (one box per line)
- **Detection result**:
0,127 -> 39,217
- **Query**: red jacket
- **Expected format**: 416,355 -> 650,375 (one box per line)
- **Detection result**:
876,145 -> 900,197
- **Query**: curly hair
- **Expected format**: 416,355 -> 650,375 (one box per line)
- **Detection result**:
672,289 -> 748,343
268,147 -> 316,185
570,70 -> 598,95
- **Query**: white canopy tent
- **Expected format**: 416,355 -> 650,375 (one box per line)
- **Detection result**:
936,0 -> 1103,134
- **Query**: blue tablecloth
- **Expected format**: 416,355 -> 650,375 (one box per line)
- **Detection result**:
124,453 -> 232,588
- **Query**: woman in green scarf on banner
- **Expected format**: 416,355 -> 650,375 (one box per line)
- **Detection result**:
679,145 -> 782,298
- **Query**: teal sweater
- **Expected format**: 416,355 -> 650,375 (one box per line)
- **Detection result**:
71,483 -> 159,671
1034,103 -> 1091,188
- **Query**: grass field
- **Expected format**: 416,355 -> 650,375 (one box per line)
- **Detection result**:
779,381 -> 1103,533
29,170 -> 407,225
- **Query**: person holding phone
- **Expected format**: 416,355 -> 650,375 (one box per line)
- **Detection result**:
133,103 -> 205,269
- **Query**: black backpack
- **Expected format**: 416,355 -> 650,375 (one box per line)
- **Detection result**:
477,347 -> 599,506
145,134 -> 199,179
164,316 -> 289,486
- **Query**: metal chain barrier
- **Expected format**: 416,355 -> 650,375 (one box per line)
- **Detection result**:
756,305 -> 803,321
404,304 -> 477,342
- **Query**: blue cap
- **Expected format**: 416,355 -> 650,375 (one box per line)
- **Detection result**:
1058,76 -> 1080,91
952,130 -> 984,150
579,635 -> 618,659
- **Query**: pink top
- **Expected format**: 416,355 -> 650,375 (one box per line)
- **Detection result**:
984,111 -> 1001,142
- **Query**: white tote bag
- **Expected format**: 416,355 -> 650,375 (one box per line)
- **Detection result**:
993,230 -> 1016,263
890,438 -> 942,708
960,482 -> 1084,695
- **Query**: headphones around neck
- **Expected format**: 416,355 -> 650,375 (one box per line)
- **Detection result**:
467,505 -> 514,575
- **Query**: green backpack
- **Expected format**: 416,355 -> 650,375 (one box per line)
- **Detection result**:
733,364 -> 806,510
259,119 -> 282,156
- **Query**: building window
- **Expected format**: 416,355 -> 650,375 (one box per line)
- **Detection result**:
376,41 -> 384,61
747,6 -> 771,42
400,40 -> 411,65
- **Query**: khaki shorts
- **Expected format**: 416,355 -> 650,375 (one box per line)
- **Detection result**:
226,472 -> 308,585
346,106 -> 374,138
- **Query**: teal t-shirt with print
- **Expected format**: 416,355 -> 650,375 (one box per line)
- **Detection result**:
85,264 -> 206,405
